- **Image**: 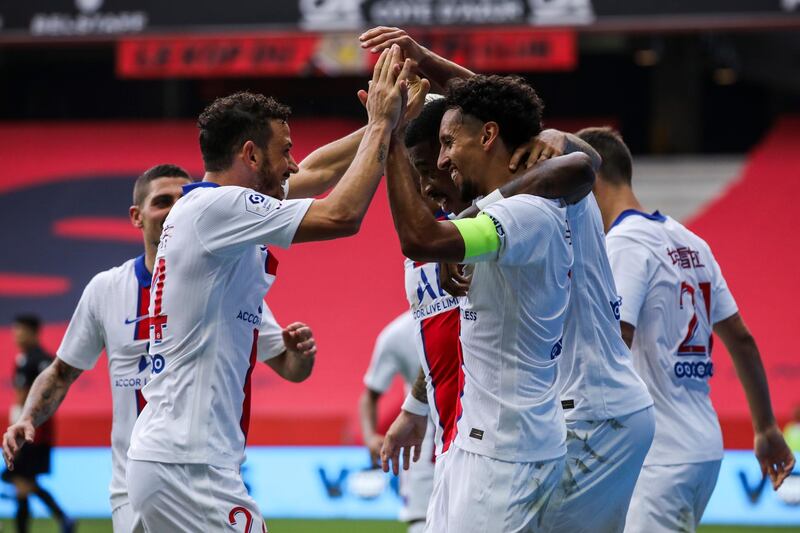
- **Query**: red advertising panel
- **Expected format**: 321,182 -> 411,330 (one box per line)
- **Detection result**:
117,33 -> 321,78
117,28 -> 575,79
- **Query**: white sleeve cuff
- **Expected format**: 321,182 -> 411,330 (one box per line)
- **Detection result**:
475,189 -> 504,211
401,392 -> 429,417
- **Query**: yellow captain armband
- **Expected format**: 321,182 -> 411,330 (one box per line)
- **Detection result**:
451,213 -> 501,263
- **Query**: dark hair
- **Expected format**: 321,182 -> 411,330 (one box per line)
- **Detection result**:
198,92 -> 291,172
405,97 -> 447,149
133,164 -> 192,206
444,75 -> 544,151
575,127 -> 633,186
14,314 -> 41,333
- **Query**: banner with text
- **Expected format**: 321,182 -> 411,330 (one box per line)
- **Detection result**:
116,29 -> 576,78
1,0 -> 799,41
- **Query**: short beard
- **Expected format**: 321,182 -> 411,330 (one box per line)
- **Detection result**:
458,178 -> 479,204
256,157 -> 280,199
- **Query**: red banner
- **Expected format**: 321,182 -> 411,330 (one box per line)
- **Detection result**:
409,29 -> 576,73
117,33 -> 321,78
117,28 -> 575,79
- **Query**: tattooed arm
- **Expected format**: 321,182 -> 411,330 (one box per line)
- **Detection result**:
411,367 -> 428,404
3,359 -> 82,469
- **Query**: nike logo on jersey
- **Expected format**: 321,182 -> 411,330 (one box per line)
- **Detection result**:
124,315 -> 149,325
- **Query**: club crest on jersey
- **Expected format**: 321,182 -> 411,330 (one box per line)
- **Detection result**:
610,296 -> 622,320
245,193 -> 272,217
550,337 -> 563,360
151,353 -> 165,374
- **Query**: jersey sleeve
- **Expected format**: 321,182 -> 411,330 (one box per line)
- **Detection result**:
194,187 -> 313,255
363,323 -> 404,394
257,302 -> 286,362
481,196 -> 561,266
56,272 -> 107,371
707,252 -> 739,324
605,234 -> 656,328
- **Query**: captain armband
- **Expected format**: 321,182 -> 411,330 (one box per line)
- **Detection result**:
451,213 -> 501,263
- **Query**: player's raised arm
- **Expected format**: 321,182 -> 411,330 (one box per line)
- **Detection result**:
287,126 -> 367,199
714,313 -> 796,489
359,27 -> 475,92
292,46 -> 416,243
2,359 -> 82,470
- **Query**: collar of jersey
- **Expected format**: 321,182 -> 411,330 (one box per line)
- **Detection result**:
182,181 -> 220,195
134,254 -> 152,288
610,209 -> 666,230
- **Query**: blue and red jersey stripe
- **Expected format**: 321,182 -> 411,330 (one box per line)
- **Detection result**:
419,308 -> 461,455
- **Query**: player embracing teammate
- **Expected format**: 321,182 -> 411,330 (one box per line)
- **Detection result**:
365,26 -> 794,533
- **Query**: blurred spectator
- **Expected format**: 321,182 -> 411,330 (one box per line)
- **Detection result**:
3,315 -> 73,533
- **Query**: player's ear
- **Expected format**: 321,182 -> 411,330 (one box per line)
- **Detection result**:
481,122 -> 500,152
241,140 -> 259,169
129,205 -> 143,229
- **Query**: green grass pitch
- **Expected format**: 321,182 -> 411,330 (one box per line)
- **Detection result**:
1,520 -> 799,532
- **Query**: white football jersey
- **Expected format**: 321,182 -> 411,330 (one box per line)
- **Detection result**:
128,182 -> 312,469
403,259 -> 461,456
57,254 -> 287,509
57,256 -> 154,511
455,195 -> 571,463
559,194 -> 653,421
606,210 -> 738,465
363,312 -> 420,394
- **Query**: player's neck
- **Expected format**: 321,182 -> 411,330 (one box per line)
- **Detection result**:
144,245 -> 157,275
481,158 -> 513,195
601,186 -> 644,233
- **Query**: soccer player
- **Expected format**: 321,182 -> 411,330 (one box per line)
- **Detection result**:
2,165 -> 191,532
4,315 -> 73,533
578,127 -> 795,532
466,133 -> 656,532
1,160 -> 330,532
359,312 -> 435,533
366,29 -> 653,530
125,46 -> 420,532
381,75 -> 593,532
383,98 -> 591,472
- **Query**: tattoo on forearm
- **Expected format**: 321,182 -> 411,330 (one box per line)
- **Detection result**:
377,143 -> 387,164
24,363 -> 80,428
412,368 -> 428,404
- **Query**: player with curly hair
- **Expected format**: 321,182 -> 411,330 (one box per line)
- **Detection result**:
380,73 -> 594,532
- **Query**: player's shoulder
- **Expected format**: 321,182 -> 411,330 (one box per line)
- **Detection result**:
86,257 -> 136,292
664,217 -> 714,251
485,194 -> 564,224
379,312 -> 415,342
607,210 -> 668,242
192,184 -> 284,220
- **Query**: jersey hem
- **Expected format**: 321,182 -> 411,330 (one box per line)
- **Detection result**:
643,453 -> 724,467
562,397 -> 655,422
452,439 -> 567,464
127,449 -> 241,470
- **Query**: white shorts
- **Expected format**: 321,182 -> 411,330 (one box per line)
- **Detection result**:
127,459 -> 266,533
112,502 -> 144,533
543,406 -> 655,533
399,421 -> 436,523
425,445 -> 565,533
624,460 -> 721,533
